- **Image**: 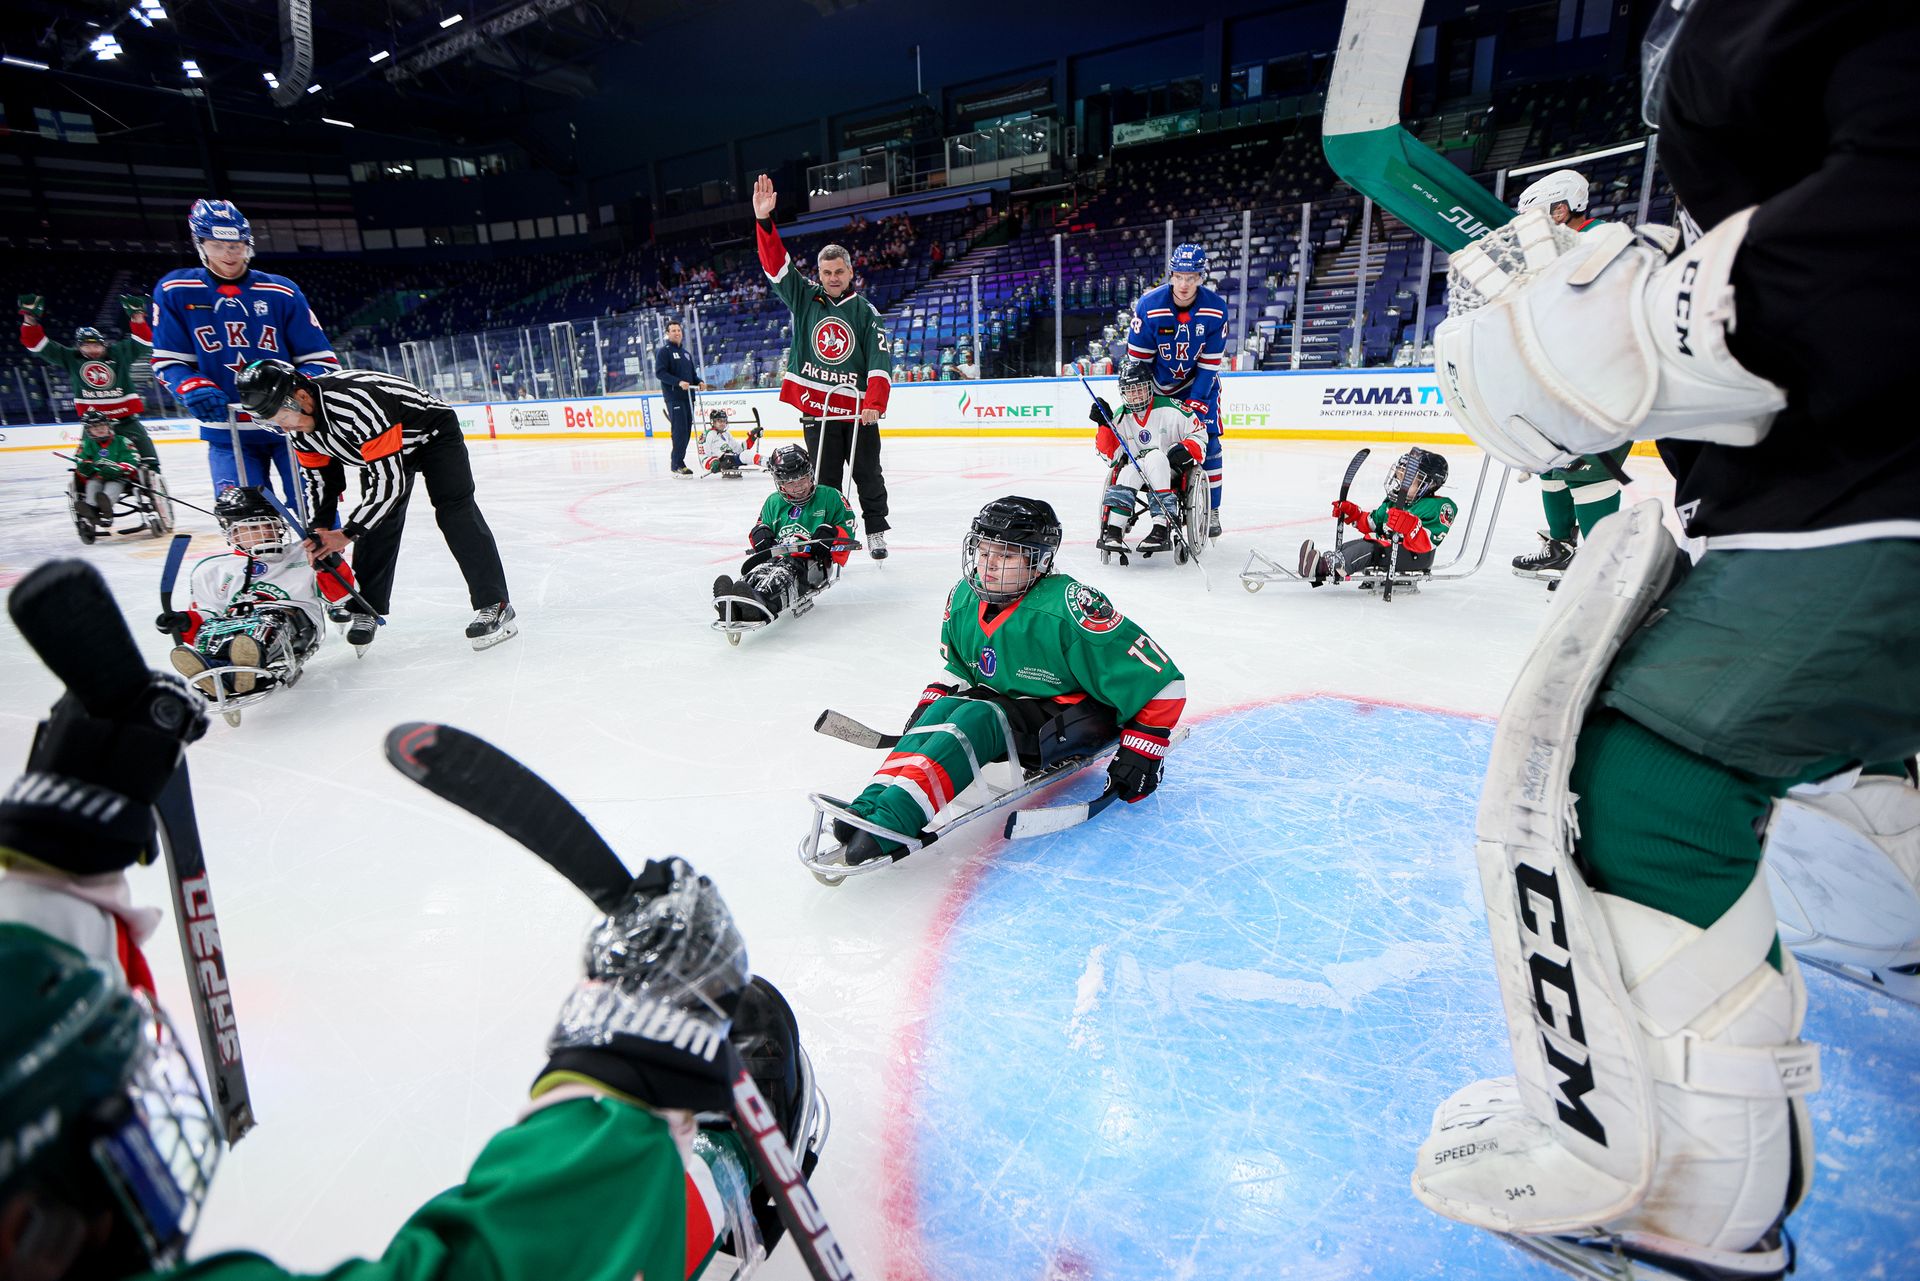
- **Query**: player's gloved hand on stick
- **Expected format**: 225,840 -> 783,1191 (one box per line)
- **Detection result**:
155,610 -> 193,636
748,521 -> 774,552
1331,499 -> 1364,526
536,857 -> 749,1115
18,292 -> 44,318
904,682 -> 960,734
1088,397 -> 1114,425
1108,726 -> 1170,804
1169,441 -> 1202,475
1384,507 -> 1421,537
1182,399 -> 1209,422
177,377 -> 230,424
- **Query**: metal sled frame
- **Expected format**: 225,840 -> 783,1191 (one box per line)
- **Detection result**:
798,699 -> 1124,885
712,537 -> 861,646
67,465 -> 174,544
179,610 -> 314,726
1096,459 -> 1212,568
697,406 -> 765,478
1239,454 -> 1512,594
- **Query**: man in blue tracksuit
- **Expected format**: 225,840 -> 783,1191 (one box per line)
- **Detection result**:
654,320 -> 707,476
1126,243 -> 1227,537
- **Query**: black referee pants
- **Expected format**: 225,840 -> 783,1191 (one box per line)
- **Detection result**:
351,431 -> 509,614
802,417 -> 890,533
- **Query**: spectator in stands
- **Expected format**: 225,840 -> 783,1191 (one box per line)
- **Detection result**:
655,320 -> 706,476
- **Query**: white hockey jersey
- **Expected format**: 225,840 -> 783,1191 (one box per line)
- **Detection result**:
183,547 -> 334,639
1097,395 -> 1205,465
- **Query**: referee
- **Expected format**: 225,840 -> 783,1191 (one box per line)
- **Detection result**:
234,360 -> 516,651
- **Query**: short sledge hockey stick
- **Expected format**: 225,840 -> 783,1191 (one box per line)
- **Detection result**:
258,489 -> 387,626
813,709 -> 900,751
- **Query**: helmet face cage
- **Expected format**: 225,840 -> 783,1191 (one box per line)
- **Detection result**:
225,516 -> 290,556
1386,449 -> 1439,504
962,531 -> 1054,604
1117,362 -> 1154,411
85,415 -> 117,438
93,995 -> 223,1270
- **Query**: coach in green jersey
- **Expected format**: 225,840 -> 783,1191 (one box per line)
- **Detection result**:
836,496 -> 1187,865
18,292 -> 162,470
752,173 -> 895,556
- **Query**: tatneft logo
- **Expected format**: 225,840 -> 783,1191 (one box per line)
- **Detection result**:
1221,408 -> 1270,428
956,391 -> 1053,419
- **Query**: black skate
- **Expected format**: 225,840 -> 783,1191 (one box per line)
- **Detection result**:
868,532 -> 889,561
346,612 -> 378,655
1208,512 -> 1222,540
1136,524 -> 1173,557
1513,534 -> 1577,581
466,602 -> 518,651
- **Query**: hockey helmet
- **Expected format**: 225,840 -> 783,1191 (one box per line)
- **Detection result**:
81,408 -> 118,438
964,495 -> 1061,604
1169,242 -> 1209,277
0,925 -> 222,1273
215,485 -> 291,555
1116,359 -> 1155,412
234,359 -> 312,424
187,198 -> 253,272
767,443 -> 816,502
74,326 -> 108,351
1516,169 -> 1590,217
1386,447 -> 1449,505
708,407 -> 730,426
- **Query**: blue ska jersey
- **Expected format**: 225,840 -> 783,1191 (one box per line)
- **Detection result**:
150,267 -> 339,439
1125,282 -> 1228,406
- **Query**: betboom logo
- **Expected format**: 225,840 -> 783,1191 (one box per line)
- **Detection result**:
956,391 -> 1052,419
561,404 -> 650,432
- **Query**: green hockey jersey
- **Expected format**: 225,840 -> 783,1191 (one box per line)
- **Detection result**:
755,485 -> 855,544
938,573 -> 1186,731
21,316 -> 151,420
754,218 -> 892,419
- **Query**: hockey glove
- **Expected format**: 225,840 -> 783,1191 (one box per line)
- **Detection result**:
536,857 -> 749,1116
0,675 -> 208,876
155,610 -> 194,636
1384,507 -> 1421,538
903,682 -> 960,735
17,292 -> 44,318
748,521 -> 775,552
121,293 -> 151,318
1331,499 -> 1364,526
177,377 -> 230,424
1087,397 -> 1114,426
1169,440 -> 1203,474
1108,727 -> 1170,804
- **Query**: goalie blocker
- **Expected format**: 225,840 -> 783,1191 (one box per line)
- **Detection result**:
1412,501 -> 1819,1278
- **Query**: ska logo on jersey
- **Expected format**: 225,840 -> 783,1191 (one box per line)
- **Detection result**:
1064,583 -> 1123,634
81,362 -> 114,389
978,646 -> 998,677
812,317 -> 854,365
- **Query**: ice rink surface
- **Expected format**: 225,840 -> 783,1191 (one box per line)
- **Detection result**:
2,434 -> 1915,1279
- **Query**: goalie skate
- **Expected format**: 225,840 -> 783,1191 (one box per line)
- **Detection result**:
1502,1224 -> 1794,1281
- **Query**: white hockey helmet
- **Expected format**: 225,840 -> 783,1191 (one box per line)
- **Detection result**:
1516,169 -> 1589,216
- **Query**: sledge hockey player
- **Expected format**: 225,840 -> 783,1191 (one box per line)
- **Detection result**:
829,495 -> 1185,866
1126,242 -> 1227,536
712,443 -> 856,624
1506,169 -> 1632,586
1300,447 -> 1456,586
1409,1 -> 1920,1277
150,199 -> 339,506
699,407 -> 762,478
155,486 -> 354,697
1090,360 -> 1207,559
70,410 -> 143,530
20,293 -> 161,471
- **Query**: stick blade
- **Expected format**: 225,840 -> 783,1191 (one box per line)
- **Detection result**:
813,709 -> 897,750
384,722 -> 632,912
1004,789 -> 1119,840
9,558 -> 147,714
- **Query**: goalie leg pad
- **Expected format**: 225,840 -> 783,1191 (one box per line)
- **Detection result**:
1765,774 -> 1920,971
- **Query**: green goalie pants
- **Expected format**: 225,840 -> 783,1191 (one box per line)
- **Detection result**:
1568,540 -> 1920,962
848,696 -> 1013,854
1539,444 -> 1632,541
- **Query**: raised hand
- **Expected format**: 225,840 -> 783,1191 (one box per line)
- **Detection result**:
752,174 -> 778,220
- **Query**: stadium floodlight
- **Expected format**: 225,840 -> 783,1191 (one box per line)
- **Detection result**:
369,49 -> 390,62
130,8 -> 153,28
307,83 -> 321,93
182,58 -> 202,79
3,55 -> 51,70
92,35 -> 123,61
322,117 -> 353,127
263,70 -> 279,87
439,12 -> 464,26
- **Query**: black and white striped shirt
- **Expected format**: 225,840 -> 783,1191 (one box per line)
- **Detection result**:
292,370 -> 458,538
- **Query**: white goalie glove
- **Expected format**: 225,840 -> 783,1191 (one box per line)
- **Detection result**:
1434,208 -> 1787,473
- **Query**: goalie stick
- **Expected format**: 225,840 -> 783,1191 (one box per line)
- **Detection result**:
383,722 -> 856,1281
7,559 -> 256,1143
1080,375 -> 1210,590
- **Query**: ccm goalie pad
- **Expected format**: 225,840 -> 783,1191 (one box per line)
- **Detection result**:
1413,500 -> 1820,1278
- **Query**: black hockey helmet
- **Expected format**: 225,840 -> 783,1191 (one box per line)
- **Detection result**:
708,407 -> 730,425
80,408 -> 117,436
767,443 -> 815,502
964,495 -> 1061,603
215,486 -> 290,554
233,358 -> 312,421
1116,359 -> 1155,411
1386,447 -> 1448,505
74,326 -> 107,349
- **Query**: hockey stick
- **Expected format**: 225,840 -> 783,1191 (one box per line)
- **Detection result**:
1384,530 -> 1402,604
1332,447 -> 1371,558
382,722 -> 857,1281
1004,724 -> 1193,839
53,454 -> 217,520
6,559 -> 256,1144
813,709 -> 901,751
258,489 -> 387,626
160,532 -> 192,644
1079,376 -> 1211,590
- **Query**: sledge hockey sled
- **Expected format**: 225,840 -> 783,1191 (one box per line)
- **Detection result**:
712,535 -> 861,646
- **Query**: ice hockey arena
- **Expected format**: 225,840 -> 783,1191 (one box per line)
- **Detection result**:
1,2 -> 1915,1279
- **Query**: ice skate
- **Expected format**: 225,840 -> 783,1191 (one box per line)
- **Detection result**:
466,602 -> 517,651
346,612 -> 378,655
1513,532 -> 1577,580
868,531 -> 888,561
1208,511 -> 1222,540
